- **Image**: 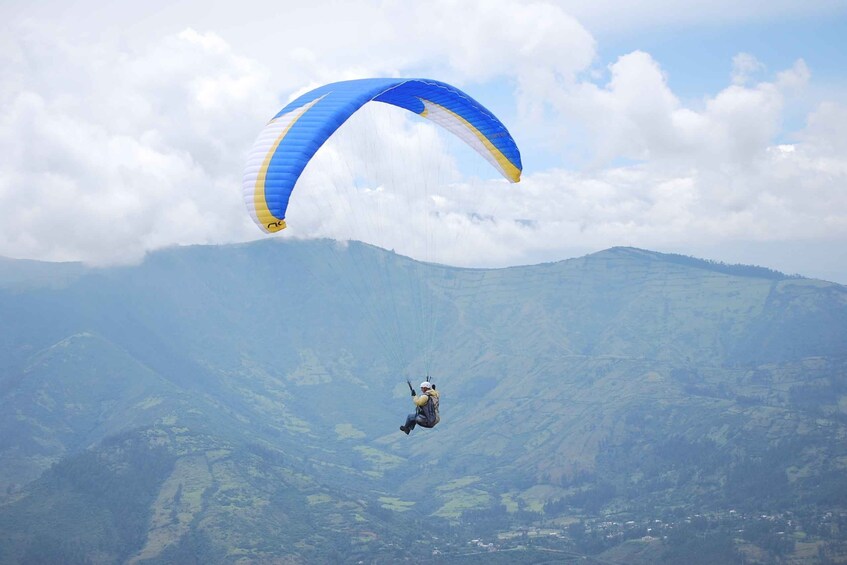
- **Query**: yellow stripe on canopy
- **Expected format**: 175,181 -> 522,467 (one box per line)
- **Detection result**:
420,99 -> 521,183
252,96 -> 326,232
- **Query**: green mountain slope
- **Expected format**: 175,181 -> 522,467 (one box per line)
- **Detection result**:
0,332 -> 186,492
0,240 -> 845,563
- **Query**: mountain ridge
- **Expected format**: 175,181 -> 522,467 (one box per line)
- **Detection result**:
0,239 -> 845,563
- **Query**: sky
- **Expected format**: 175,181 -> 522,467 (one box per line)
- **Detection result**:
2,0 -> 846,283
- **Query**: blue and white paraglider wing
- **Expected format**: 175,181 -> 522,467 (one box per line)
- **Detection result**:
242,78 -> 522,233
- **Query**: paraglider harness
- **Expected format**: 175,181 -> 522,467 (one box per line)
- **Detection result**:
407,379 -> 440,428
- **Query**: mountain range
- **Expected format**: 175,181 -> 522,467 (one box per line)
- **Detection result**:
1,240 -> 845,563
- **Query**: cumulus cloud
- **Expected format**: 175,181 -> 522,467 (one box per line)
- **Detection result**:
731,53 -> 765,86
0,25 -> 272,264
535,51 -> 811,171
495,50 -> 845,270
0,0 -> 845,284
0,0 -> 600,267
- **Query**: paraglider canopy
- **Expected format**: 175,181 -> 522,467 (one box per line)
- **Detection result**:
242,78 -> 522,233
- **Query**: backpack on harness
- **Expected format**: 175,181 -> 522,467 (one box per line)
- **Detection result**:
418,391 -> 440,428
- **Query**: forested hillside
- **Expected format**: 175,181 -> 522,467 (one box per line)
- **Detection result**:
1,240 -> 845,563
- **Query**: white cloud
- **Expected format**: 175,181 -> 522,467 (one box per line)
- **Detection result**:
425,0 -> 595,82
549,0 -> 846,35
0,24 -> 272,265
801,101 -> 847,158
549,51 -> 811,172
0,0 -> 845,284
731,53 -> 765,86
0,0 -> 600,266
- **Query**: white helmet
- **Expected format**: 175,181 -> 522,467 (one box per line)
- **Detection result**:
420,381 -> 432,389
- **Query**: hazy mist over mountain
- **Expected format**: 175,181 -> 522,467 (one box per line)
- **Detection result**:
1,240 -> 845,563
